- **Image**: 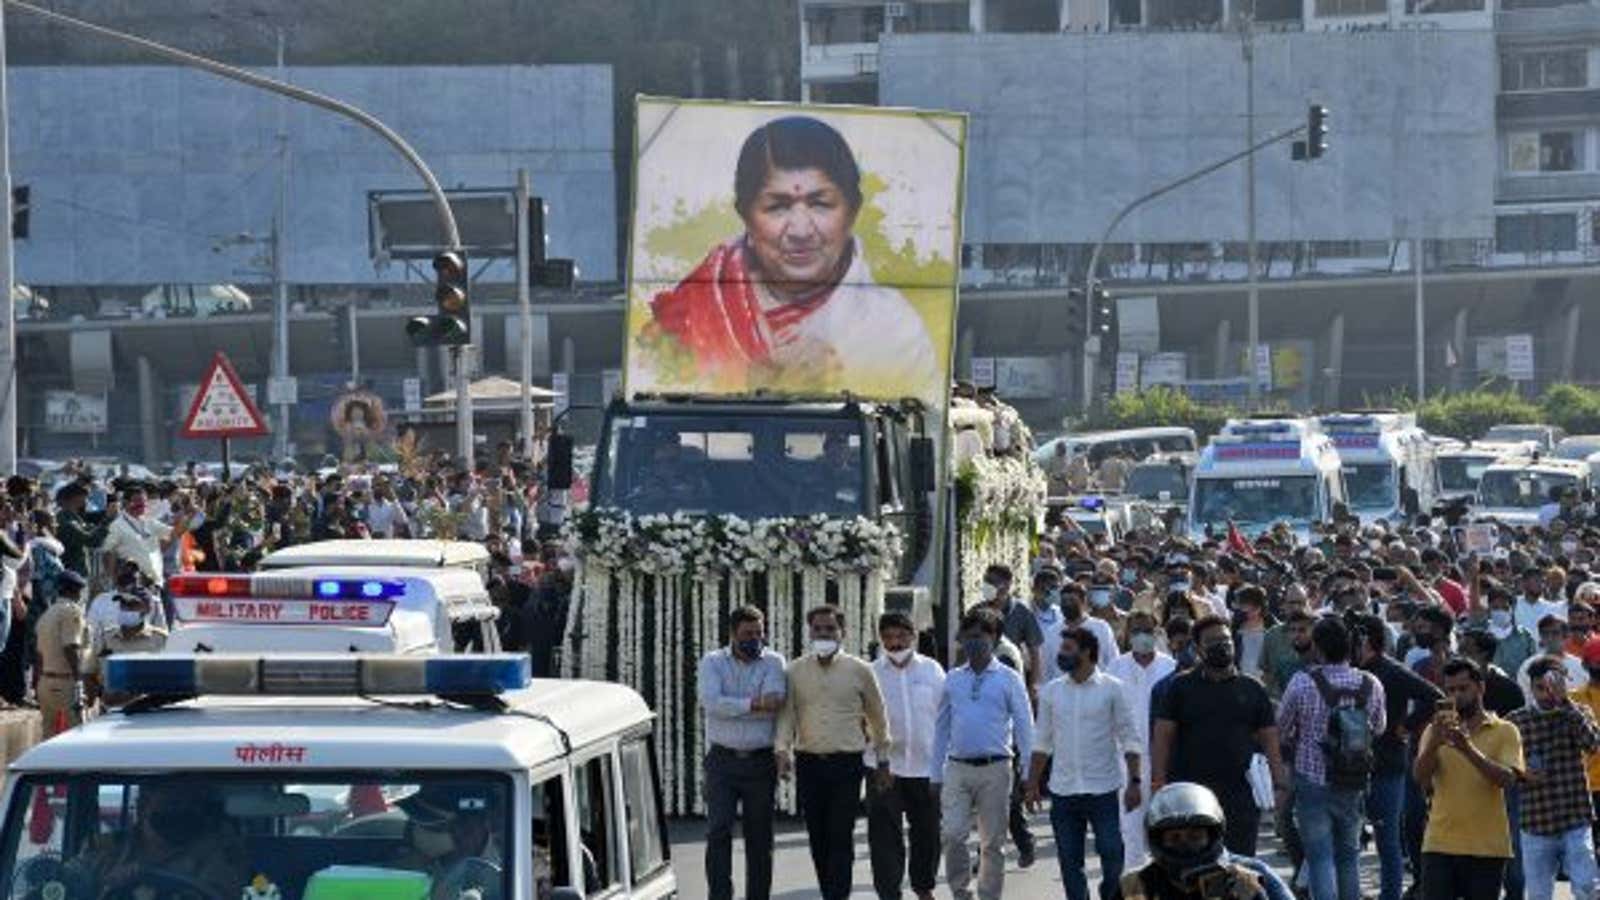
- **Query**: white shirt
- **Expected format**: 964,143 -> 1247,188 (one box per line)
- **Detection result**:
365,500 -> 408,539
1033,603 -> 1066,682
1515,652 -> 1589,706
1033,669 -> 1141,797
100,513 -> 172,583
1064,614 -> 1119,672
87,590 -> 168,634
1106,650 -> 1177,755
1514,596 -> 1567,633
868,653 -> 946,778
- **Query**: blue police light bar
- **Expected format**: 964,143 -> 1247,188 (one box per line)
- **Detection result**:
1078,496 -> 1106,511
105,654 -> 532,698
312,579 -> 405,600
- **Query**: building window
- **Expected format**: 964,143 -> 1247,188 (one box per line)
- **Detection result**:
805,5 -> 885,45
1314,0 -> 1387,16
1148,0 -> 1223,25
1111,0 -> 1142,25
1406,0 -> 1484,12
1311,240 -> 1390,259
1501,50 -> 1588,91
1507,131 -> 1583,173
1495,212 -> 1578,253
907,2 -> 971,31
1502,0 -> 1586,10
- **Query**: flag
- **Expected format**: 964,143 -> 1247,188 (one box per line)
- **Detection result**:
1227,521 -> 1254,558
1445,340 -> 1458,369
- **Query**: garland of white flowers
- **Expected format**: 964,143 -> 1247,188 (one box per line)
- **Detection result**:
562,510 -> 901,815
954,452 -> 1048,611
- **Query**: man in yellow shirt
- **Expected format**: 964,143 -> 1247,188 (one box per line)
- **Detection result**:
1414,657 -> 1524,900
1576,636 -> 1600,849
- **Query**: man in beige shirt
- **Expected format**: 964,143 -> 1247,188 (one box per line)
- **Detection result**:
775,605 -> 892,900
36,570 -> 89,738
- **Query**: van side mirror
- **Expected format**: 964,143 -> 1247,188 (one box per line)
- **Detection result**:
547,434 -> 575,490
909,436 -> 937,493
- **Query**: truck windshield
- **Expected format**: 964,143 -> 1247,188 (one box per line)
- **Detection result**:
1477,470 -> 1578,509
1439,456 -> 1492,493
1192,475 -> 1319,527
1125,465 -> 1188,502
0,773 -> 512,900
1342,464 -> 1397,510
594,412 -> 869,517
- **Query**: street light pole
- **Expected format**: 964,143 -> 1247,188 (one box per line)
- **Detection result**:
516,169 -> 534,461
0,2 -> 15,474
1242,12 -> 1261,407
270,26 -> 291,462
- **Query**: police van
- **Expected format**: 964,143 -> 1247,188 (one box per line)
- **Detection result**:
1319,412 -> 1439,526
1188,418 -> 1347,545
1436,441 -> 1537,508
0,654 -> 675,900
1473,454 -> 1592,527
165,540 -> 499,656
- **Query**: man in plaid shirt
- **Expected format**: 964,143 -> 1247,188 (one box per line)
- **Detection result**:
1277,617 -> 1386,900
1507,655 -> 1600,900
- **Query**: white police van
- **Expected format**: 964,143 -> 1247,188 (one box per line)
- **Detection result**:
1319,412 -> 1438,526
1473,454 -> 1591,527
0,654 -> 675,900
1436,440 -> 1537,508
1188,417 -> 1347,545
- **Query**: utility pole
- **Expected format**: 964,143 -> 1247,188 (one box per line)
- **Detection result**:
270,26 -> 290,462
0,2 -> 14,474
516,169 -> 534,460
1242,11 -> 1261,407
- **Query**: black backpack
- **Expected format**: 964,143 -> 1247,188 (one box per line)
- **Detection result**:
1310,669 -> 1376,789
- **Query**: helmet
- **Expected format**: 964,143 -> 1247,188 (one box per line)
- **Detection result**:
1146,782 -> 1227,881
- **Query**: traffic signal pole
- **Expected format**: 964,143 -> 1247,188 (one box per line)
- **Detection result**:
4,0 -> 476,463
0,3 -> 16,474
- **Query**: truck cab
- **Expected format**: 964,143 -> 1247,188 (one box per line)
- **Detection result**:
1188,418 -> 1347,545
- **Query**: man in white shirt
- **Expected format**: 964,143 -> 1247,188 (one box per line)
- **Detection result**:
1026,624 -> 1141,900
1060,583 -> 1119,672
99,487 -> 187,586
1515,614 -> 1590,704
867,611 -> 945,900
1515,566 -> 1567,633
1106,610 -> 1176,865
365,482 -> 410,539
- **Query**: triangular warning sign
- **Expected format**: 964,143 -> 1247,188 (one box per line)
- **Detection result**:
181,352 -> 270,439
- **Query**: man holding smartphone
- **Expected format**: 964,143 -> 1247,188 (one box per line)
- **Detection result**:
1507,658 -> 1600,900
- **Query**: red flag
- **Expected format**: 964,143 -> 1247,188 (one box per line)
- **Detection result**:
348,784 -> 388,818
1227,522 -> 1254,558
27,786 -> 53,846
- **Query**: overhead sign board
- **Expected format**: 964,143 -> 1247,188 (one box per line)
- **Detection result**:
1504,334 -> 1535,382
44,390 -> 107,434
180,352 -> 270,439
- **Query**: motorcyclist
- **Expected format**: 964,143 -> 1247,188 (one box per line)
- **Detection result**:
1120,783 -> 1293,900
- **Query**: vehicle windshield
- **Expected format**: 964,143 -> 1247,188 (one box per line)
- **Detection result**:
1438,456 -> 1494,493
1476,470 -> 1578,509
1483,425 -> 1550,447
1192,475 -> 1319,527
1342,464 -> 1397,510
1553,437 -> 1600,460
594,412 -> 869,517
1124,465 -> 1188,502
0,773 -> 512,900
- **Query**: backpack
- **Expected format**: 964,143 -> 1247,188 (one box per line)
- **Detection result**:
1309,669 -> 1376,789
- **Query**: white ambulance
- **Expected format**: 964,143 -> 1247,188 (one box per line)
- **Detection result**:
1319,412 -> 1439,526
0,654 -> 675,900
1188,417 -> 1348,545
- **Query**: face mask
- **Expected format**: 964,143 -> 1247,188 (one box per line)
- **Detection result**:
1089,588 -> 1112,609
735,638 -> 765,660
1175,647 -> 1197,669
1045,587 -> 1062,607
1130,632 -> 1157,655
1121,569 -> 1137,586
961,637 -> 993,662
1489,609 -> 1513,631
556,557 -> 576,574
117,609 -> 144,629
1171,580 -> 1191,594
885,647 -> 914,665
1203,643 -> 1234,669
980,583 -> 999,602
410,823 -> 457,859
1057,652 -> 1081,673
810,638 -> 840,659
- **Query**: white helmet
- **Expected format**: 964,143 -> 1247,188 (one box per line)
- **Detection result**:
1145,782 -> 1227,881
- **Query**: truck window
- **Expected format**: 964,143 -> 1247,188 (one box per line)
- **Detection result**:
573,755 -> 622,896
619,738 -> 670,885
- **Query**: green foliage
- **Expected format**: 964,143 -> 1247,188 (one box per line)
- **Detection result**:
1082,388 -> 1235,441
1411,390 -> 1539,440
1536,383 -> 1600,436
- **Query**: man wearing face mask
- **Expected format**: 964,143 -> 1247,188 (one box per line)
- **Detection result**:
1062,582 -> 1120,674
775,605 -> 891,900
1506,658 -> 1600,900
981,565 -> 1044,703
1465,574 -> 1537,677
867,611 -> 945,900
1110,611 -> 1177,864
1031,567 -> 1068,684
1515,615 -> 1589,706
1090,560 -> 1130,640
1514,566 -> 1567,634
931,607 -> 1034,900
70,782 -> 245,899
1151,616 -> 1287,857
85,588 -> 167,709
698,605 -> 787,900
395,783 -> 506,900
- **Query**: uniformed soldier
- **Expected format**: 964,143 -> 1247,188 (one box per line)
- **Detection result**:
1121,783 -> 1293,900
36,569 -> 89,738
85,587 -> 168,709
1098,451 -> 1134,493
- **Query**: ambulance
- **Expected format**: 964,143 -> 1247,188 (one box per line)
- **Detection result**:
1187,418 -> 1347,545
1318,412 -> 1439,526
0,654 -> 675,900
165,540 -> 499,655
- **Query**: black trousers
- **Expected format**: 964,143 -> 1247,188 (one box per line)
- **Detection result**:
867,774 -> 940,898
796,751 -> 866,900
1421,853 -> 1506,900
1210,781 -> 1262,858
702,746 -> 777,900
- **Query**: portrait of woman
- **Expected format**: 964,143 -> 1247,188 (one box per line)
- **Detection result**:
644,115 -> 940,399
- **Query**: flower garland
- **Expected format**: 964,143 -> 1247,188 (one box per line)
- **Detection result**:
563,510 -> 901,815
954,453 -> 1048,611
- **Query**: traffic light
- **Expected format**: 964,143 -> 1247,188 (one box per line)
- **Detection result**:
1307,104 -> 1329,159
10,185 -> 28,240
1092,285 -> 1116,336
405,251 -> 471,347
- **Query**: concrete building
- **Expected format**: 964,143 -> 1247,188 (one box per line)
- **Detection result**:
11,64 -> 618,464
803,0 -> 1600,426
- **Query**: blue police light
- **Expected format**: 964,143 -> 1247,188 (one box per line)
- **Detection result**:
309,578 -> 405,600
1079,496 -> 1106,511
316,580 -> 341,598
106,654 -> 533,699
360,581 -> 385,598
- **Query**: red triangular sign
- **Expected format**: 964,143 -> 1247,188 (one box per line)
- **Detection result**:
180,352 -> 270,439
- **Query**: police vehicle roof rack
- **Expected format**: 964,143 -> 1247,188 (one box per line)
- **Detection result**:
106,654 -> 532,714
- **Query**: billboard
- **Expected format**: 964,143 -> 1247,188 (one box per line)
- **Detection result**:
624,97 -> 967,409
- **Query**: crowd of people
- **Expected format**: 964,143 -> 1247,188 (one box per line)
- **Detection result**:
699,512 -> 1600,900
0,449 -> 578,733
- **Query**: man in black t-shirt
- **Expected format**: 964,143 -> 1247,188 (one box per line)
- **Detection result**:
1151,615 -> 1287,856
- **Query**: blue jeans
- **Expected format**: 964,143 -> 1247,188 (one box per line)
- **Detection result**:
1504,788 -> 1525,900
1365,771 -> 1406,900
1521,825 -> 1597,900
1293,776 -> 1364,900
1050,790 -> 1124,900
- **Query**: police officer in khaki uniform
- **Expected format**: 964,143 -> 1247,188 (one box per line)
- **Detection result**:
36,569 -> 88,737
86,587 -> 167,709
